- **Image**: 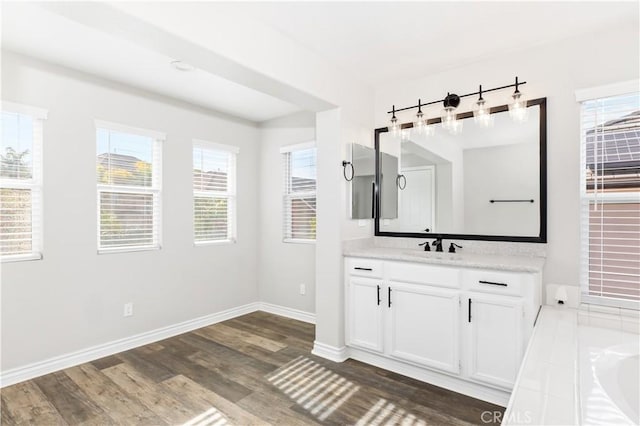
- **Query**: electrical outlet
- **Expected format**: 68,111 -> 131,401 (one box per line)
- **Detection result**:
123,302 -> 133,317
299,284 -> 306,295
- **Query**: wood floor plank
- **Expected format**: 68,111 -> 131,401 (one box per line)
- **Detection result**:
115,348 -> 176,383
65,363 -> 166,425
193,325 -> 292,367
178,333 -> 278,374
162,374 -> 270,426
147,343 -> 254,403
33,372 -> 114,425
210,323 -> 288,352
237,389 -> 321,426
90,354 -> 122,371
225,317 -> 313,351
101,363 -> 196,424
1,381 -> 67,425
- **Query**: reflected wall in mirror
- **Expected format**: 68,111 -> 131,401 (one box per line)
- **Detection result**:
375,98 -> 546,242
350,144 -> 376,219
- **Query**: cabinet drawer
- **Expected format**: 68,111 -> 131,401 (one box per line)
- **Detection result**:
463,269 -> 525,296
386,261 -> 460,289
347,258 -> 383,278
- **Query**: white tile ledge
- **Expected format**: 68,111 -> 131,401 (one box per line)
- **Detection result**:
503,306 -> 579,426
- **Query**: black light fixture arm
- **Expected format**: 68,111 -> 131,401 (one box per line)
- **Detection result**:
386,77 -> 527,114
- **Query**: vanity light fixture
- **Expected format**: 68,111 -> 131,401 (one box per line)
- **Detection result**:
414,99 -> 435,136
509,77 -> 528,122
385,76 -> 528,134
473,85 -> 493,127
389,105 -> 401,137
414,99 -> 426,134
441,93 -> 462,134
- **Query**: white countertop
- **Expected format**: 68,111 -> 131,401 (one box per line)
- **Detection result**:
343,246 -> 546,273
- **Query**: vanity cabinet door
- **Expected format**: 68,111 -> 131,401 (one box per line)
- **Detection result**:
466,292 -> 523,389
346,276 -> 384,353
387,282 -> 460,374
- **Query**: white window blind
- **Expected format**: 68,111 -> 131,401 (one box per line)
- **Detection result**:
282,143 -> 316,242
0,103 -> 46,261
193,141 -> 237,243
580,91 -> 640,309
96,123 -> 163,252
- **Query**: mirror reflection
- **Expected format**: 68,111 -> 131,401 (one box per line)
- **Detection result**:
377,102 -> 543,238
350,144 -> 376,219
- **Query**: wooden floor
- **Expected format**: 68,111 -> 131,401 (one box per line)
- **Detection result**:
1,312 -> 504,425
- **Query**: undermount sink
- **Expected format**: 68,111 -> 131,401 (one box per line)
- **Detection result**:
402,250 -> 464,262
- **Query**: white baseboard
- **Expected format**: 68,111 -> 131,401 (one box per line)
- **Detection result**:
0,302 -> 260,388
258,302 -> 315,324
311,341 -> 350,362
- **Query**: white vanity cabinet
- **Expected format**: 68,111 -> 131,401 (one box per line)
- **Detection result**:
387,282 -> 461,373
466,292 -> 523,388
345,258 -> 385,353
345,256 -> 541,405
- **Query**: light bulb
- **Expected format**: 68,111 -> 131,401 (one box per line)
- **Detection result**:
424,123 -> 435,136
509,77 -> 528,123
414,110 -> 426,135
509,92 -> 528,122
474,98 -> 493,127
449,117 -> 463,135
441,106 -> 457,131
389,105 -> 401,137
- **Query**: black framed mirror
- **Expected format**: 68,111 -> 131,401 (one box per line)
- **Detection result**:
375,97 -> 547,243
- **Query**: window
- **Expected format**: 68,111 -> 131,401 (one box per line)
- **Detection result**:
96,121 -> 163,252
579,87 -> 640,309
0,102 -> 46,261
193,141 -> 237,243
281,142 -> 316,242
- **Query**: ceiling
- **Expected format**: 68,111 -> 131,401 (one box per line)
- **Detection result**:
205,1 -> 639,87
0,3 -> 303,123
2,2 -> 637,122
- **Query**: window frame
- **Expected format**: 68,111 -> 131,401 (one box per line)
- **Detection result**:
0,101 -> 47,262
577,81 -> 640,310
95,120 -> 164,254
281,141 -> 317,244
192,140 -> 238,246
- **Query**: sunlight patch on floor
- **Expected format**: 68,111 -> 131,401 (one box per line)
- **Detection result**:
267,356 -> 360,421
181,407 -> 228,426
355,398 -> 427,426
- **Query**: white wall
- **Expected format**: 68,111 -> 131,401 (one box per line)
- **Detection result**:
0,52 -> 261,371
374,22 -> 640,297
257,113 -> 316,314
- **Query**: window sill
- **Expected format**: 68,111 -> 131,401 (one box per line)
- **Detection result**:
98,245 -> 161,255
283,238 -> 316,245
194,239 -> 236,247
1,253 -> 43,263
581,295 -> 640,311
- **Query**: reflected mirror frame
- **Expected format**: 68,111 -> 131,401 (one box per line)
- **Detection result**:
374,97 -> 547,243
